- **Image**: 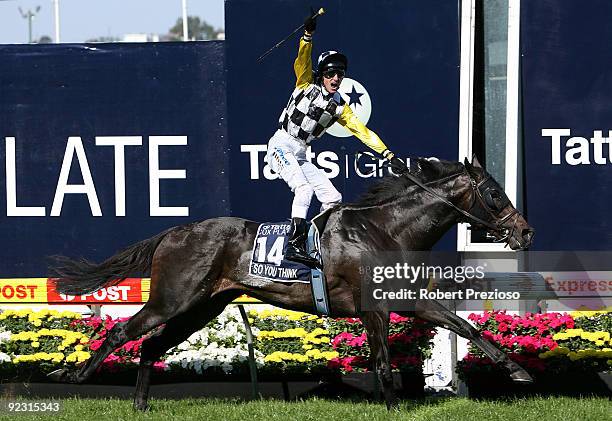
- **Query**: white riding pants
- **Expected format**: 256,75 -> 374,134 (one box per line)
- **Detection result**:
265,130 -> 342,219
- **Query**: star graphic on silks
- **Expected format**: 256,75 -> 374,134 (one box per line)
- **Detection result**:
346,84 -> 364,107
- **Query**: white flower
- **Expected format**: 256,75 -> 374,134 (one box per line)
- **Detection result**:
0,330 -> 11,344
162,306 -> 268,374
0,352 -> 11,363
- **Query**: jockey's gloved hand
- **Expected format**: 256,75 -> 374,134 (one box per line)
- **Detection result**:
389,156 -> 409,174
382,150 -> 409,174
304,9 -> 317,33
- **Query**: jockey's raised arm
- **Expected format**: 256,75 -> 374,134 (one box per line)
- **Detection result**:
294,35 -> 313,89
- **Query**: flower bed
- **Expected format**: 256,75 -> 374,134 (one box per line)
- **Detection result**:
0,307 -> 436,386
457,309 -> 612,397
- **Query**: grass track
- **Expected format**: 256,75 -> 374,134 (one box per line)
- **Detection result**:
0,396 -> 609,421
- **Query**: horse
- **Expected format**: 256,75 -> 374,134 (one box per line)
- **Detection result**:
48,156 -> 535,411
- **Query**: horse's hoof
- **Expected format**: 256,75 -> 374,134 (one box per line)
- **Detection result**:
385,398 -> 400,411
133,402 -> 150,412
47,368 -> 66,382
509,368 -> 533,384
505,360 -> 533,384
47,368 -> 77,383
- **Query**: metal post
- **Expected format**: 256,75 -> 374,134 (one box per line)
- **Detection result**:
19,6 -> 40,44
181,0 -> 188,41
237,304 -> 259,399
53,0 -> 60,43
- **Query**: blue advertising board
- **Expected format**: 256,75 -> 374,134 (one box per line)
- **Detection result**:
521,0 -> 612,250
225,0 -> 460,241
0,42 -> 229,275
0,2 -> 462,276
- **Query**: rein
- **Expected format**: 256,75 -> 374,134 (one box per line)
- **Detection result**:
400,168 -> 502,232
355,152 -> 516,241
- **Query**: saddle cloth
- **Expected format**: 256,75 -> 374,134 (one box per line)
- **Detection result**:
249,213 -> 331,315
248,221 -> 314,283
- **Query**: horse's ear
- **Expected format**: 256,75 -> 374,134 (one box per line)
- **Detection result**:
464,157 -> 473,172
463,155 -> 482,177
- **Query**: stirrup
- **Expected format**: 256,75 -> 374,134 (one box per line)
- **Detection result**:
285,246 -> 320,268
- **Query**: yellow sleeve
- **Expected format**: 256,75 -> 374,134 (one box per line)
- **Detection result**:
294,37 -> 313,89
337,104 -> 389,155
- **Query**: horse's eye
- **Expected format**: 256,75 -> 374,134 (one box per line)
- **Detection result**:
486,191 -> 503,210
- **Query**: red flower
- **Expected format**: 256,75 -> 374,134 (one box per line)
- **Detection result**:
331,332 -> 354,348
390,312 -> 410,323
347,333 -> 367,347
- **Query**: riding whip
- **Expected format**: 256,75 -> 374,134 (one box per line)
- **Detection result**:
257,7 -> 325,63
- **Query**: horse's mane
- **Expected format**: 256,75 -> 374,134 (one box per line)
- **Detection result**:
352,158 -> 465,207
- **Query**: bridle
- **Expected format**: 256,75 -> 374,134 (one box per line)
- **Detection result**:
465,174 -> 520,244
355,152 -> 519,244
401,168 -> 519,243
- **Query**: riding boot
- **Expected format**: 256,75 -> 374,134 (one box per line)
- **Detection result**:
285,217 -> 320,267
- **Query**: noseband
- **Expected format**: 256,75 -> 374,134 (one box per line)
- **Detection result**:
467,174 -> 520,243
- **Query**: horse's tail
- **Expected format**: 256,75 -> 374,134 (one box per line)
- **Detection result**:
49,227 -> 174,295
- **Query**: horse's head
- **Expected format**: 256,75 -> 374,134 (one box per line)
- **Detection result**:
461,156 -> 534,250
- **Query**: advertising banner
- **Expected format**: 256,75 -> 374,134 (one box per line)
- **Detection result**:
521,0 -> 612,250
0,279 -> 48,303
0,42 -> 229,276
0,278 -> 145,304
0,278 -> 259,305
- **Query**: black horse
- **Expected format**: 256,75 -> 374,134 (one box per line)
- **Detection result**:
49,156 -> 534,410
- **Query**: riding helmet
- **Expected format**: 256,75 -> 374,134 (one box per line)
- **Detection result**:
316,50 -> 348,81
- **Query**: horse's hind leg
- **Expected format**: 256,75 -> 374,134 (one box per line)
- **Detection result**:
361,311 -> 398,410
48,301 -> 171,384
133,292 -> 239,411
75,302 -> 172,383
50,285 -> 207,384
412,300 -> 533,383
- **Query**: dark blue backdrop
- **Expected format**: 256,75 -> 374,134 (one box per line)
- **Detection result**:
0,1 -> 462,276
522,0 -> 612,250
225,0 -> 460,247
0,42 -> 229,275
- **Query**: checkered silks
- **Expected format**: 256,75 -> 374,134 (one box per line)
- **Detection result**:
278,84 -> 345,143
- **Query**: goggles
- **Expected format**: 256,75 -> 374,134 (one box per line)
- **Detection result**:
322,69 -> 346,79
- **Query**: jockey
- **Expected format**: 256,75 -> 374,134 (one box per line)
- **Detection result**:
265,12 -> 407,266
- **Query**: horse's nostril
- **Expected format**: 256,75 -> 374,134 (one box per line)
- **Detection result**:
522,229 -> 535,242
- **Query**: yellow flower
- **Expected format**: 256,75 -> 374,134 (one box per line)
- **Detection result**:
31,342 -> 40,348
66,351 -> 91,363
321,351 -> 339,360
570,308 -> 611,319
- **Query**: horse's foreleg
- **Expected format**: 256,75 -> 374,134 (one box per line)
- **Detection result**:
412,300 -> 533,383
133,293 -> 238,411
361,311 -> 397,410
